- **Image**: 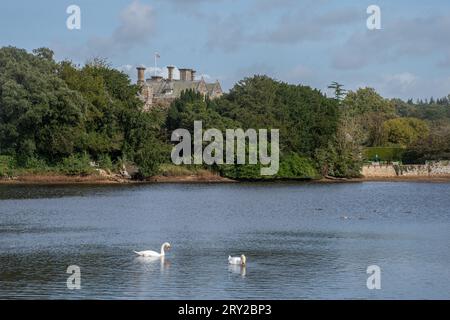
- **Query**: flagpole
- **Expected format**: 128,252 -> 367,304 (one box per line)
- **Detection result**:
154,53 -> 157,77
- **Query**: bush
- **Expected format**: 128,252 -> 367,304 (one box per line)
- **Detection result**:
382,117 -> 429,147
402,134 -> 450,164
23,157 -> 50,172
134,140 -> 169,178
219,163 -> 262,180
98,154 -> 113,171
277,154 -> 319,179
0,155 -> 15,177
218,154 -> 319,180
59,153 -> 94,175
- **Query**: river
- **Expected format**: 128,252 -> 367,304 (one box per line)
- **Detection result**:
0,182 -> 449,299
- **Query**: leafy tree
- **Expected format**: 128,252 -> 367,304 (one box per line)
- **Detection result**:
402,133 -> 450,164
0,47 -> 169,176
382,117 -> 430,147
214,75 -> 339,157
0,46 -> 87,163
343,87 -> 396,146
328,81 -> 347,101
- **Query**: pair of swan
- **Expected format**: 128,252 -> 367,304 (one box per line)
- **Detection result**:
134,242 -> 247,266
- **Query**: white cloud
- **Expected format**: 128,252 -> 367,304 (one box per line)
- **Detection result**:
56,1 -> 154,61
332,14 -> 450,70
113,1 -> 154,45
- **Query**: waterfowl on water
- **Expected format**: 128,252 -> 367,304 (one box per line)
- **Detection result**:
134,242 -> 171,257
228,254 -> 247,266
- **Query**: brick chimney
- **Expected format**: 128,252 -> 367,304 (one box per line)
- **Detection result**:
136,66 -> 146,85
179,68 -> 192,81
167,66 -> 175,81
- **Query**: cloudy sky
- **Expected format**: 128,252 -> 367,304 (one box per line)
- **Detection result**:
1,0 -> 450,99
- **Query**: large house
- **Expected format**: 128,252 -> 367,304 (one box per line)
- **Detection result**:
137,65 -> 223,110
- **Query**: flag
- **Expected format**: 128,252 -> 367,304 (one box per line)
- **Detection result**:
155,52 -> 160,59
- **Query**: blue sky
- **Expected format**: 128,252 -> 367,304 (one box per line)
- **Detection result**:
1,0 -> 450,99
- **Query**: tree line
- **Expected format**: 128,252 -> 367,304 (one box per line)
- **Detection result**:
1,47 -> 449,179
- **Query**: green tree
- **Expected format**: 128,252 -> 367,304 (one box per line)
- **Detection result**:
343,87 -> 396,146
328,81 -> 347,101
382,117 -> 430,147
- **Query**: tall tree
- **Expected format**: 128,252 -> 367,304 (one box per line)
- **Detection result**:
328,81 -> 347,101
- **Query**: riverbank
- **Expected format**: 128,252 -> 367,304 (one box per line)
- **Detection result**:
0,173 -> 128,185
2,172 -> 450,185
0,171 -> 235,185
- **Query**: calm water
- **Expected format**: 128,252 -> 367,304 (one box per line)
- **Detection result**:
0,182 -> 449,299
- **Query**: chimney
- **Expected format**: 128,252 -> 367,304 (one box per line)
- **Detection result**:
151,75 -> 163,82
167,66 -> 175,81
179,68 -> 193,81
136,66 -> 146,85
191,70 -> 196,81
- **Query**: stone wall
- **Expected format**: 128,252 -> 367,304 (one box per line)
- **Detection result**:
362,163 -> 398,177
362,161 -> 450,178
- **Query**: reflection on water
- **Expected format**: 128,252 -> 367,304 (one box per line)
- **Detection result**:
0,182 -> 450,299
135,256 -> 171,274
229,264 -> 246,278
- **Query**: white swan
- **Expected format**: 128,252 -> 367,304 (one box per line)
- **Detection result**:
228,254 -> 247,266
134,242 -> 171,257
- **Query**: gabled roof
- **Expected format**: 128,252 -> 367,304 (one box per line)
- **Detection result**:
143,77 -> 221,99
206,80 -> 222,96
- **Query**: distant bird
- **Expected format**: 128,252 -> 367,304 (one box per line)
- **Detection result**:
134,242 -> 171,258
228,254 -> 247,266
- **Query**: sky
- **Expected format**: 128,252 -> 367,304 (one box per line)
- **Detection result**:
1,0 -> 450,100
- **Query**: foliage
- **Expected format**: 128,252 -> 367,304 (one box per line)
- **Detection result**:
277,153 -> 319,179
0,155 -> 15,177
364,147 -> 405,162
166,76 -> 344,179
328,81 -> 347,101
134,137 -> 171,178
213,75 -> 339,157
382,117 -> 430,147
97,154 -> 113,171
402,134 -> 450,164
343,87 -> 396,146
0,47 -> 87,162
59,153 -> 94,176
2,46 -> 445,179
0,46 -> 169,177
315,111 -> 364,177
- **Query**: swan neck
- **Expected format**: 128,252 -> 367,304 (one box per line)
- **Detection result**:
160,244 -> 165,256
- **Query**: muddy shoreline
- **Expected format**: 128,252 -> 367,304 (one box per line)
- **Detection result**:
2,173 -> 450,185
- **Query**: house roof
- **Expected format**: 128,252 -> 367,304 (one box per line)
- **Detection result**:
144,78 -> 213,98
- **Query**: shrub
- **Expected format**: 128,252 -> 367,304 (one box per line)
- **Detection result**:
277,154 -> 319,179
59,153 -> 94,176
98,154 -> 113,171
23,157 -> 49,171
0,155 -> 15,177
364,147 -> 405,162
134,141 -> 169,178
